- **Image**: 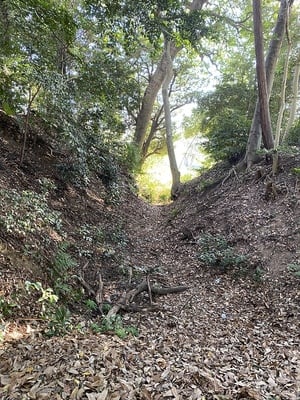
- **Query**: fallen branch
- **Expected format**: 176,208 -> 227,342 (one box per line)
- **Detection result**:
106,280 -> 190,319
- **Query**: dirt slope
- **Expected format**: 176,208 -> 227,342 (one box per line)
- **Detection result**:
0,120 -> 299,400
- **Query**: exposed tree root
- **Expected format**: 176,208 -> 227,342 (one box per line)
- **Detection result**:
106,280 -> 190,319
77,273 -> 190,319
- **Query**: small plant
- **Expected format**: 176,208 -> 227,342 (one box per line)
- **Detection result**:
46,305 -> 71,337
90,322 -> 101,333
50,243 -> 78,301
169,207 -> 180,220
253,266 -> 265,282
38,177 -> 56,195
0,296 -> 17,318
79,224 -> 94,243
197,233 -> 247,272
84,299 -> 98,312
93,315 -> 139,338
197,179 -> 215,191
291,167 -> 300,176
102,302 -> 112,314
107,224 -> 128,248
125,325 -> 139,337
288,263 -> 300,277
25,281 -> 58,317
25,281 -> 71,336
52,243 -> 77,277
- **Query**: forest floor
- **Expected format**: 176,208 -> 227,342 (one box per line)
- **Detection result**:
0,116 -> 299,400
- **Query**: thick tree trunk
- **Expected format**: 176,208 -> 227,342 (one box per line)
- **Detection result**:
162,39 -> 181,200
133,0 -> 207,152
253,0 -> 274,149
134,43 -> 180,151
244,0 -> 293,168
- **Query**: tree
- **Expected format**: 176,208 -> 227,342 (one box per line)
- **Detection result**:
133,0 -> 209,153
274,10 -> 292,148
283,59 -> 300,141
244,0 -> 294,168
252,0 -> 274,150
185,82 -> 255,163
162,37 -> 181,199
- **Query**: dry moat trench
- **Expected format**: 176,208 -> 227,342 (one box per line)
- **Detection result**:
0,140 -> 300,399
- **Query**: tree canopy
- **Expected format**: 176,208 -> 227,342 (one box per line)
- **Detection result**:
0,0 -> 299,181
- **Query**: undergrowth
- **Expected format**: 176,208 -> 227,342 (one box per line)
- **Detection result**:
0,188 -> 62,237
197,233 -> 248,273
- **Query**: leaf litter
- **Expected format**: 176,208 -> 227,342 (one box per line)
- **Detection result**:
0,139 -> 299,399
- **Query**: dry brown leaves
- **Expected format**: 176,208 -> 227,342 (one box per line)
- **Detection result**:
1,151 -> 300,399
1,264 -> 299,400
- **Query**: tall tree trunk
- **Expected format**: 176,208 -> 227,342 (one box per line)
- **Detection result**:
253,0 -> 273,149
275,38 -> 291,147
162,39 -> 181,200
133,0 -> 207,152
134,43 -> 179,152
244,0 -> 293,168
57,41 -> 68,75
283,59 -> 300,141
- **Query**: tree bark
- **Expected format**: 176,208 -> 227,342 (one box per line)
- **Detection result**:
283,59 -> 300,141
162,38 -> 181,200
244,0 -> 293,168
252,0 -> 274,150
133,0 -> 207,152
275,37 -> 291,147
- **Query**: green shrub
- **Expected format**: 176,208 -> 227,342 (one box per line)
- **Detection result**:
50,243 -> 79,301
285,119 -> 300,147
0,189 -> 62,237
197,233 -> 247,272
51,243 -> 77,279
0,296 -> 17,318
25,281 -> 71,336
84,299 -> 98,312
91,315 -> 139,339
288,263 -> 300,278
46,305 -> 71,337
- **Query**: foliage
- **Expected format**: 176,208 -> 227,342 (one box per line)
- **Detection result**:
51,243 -> 77,279
50,243 -> 79,300
185,82 -> 255,162
25,281 -> 58,316
291,167 -> 300,176
252,266 -> 265,283
76,223 -> 128,260
197,233 -> 248,272
288,263 -> 300,278
0,296 -> 17,318
25,281 -> 71,336
91,315 -> 139,339
0,189 -> 62,238
84,299 -> 98,312
86,1 -> 220,51
46,305 -> 71,337
285,119 -> 300,147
